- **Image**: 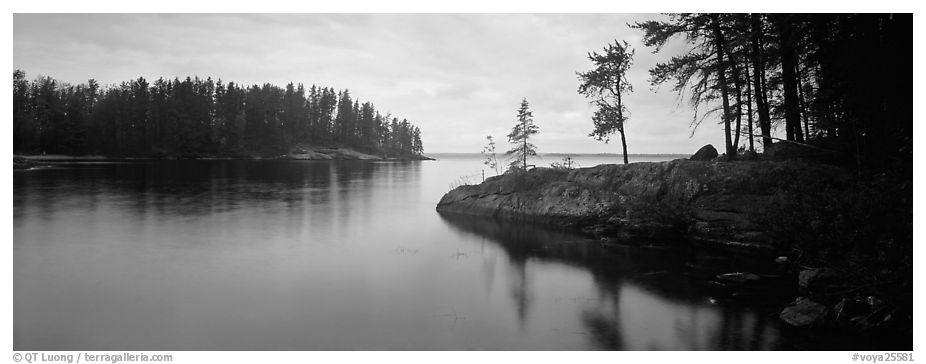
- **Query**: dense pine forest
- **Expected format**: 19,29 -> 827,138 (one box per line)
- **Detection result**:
626,14 -> 912,318
633,13 -> 911,177
12,71 -> 425,158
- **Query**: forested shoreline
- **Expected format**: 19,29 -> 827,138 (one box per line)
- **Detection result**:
632,13 -> 911,177
12,71 -> 426,159
445,13 -> 912,340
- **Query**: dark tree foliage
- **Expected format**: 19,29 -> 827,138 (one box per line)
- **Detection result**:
633,13 -> 911,174
577,40 -> 634,164
11,72 -> 426,158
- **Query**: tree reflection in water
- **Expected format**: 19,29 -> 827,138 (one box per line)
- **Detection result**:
438,212 -> 782,350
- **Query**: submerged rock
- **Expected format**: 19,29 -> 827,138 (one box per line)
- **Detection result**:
715,272 -> 761,284
798,268 -> 842,294
780,297 -> 829,327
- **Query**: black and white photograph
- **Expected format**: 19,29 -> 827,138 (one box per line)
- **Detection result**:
8,3 -> 917,360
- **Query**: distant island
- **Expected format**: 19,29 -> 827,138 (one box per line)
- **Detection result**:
12,71 -> 429,160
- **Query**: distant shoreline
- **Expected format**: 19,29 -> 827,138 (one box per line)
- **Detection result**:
428,152 -> 691,158
13,147 -> 434,168
13,154 -> 433,162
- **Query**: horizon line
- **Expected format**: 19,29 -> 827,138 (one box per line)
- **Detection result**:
426,152 -> 692,156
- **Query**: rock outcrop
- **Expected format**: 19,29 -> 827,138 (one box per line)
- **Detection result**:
436,159 -> 848,249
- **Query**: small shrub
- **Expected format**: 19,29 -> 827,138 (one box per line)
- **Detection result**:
550,155 -> 580,170
449,174 -> 482,189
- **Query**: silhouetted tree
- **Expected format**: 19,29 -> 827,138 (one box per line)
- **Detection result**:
749,13 -> 774,149
577,40 -> 635,164
632,14 -> 738,159
633,13 -> 910,172
774,14 -> 804,143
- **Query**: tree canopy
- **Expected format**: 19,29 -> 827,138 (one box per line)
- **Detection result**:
12,72 -> 425,158
632,13 -> 911,173
577,39 -> 635,164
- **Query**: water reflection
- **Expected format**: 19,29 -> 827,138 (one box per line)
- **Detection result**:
16,158 -> 845,350
14,160 -> 422,220
15,160 -> 434,350
438,212 -> 782,350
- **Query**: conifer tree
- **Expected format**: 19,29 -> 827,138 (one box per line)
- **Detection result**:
505,99 -> 539,171
577,40 -> 634,164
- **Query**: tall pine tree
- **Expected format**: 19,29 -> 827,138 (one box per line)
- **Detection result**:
506,99 -> 539,171
577,40 -> 634,164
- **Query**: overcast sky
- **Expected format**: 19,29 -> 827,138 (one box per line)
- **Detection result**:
14,13 -> 732,154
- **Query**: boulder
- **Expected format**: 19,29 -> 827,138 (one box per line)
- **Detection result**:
780,297 -> 829,327
798,268 -> 842,293
690,144 -> 719,161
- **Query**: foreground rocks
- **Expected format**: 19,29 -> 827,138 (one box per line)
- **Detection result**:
780,297 -> 829,327
436,158 -> 848,249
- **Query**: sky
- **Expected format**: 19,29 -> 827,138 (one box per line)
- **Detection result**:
13,13 -> 732,154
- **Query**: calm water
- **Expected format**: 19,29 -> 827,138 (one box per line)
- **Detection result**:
15,154 -> 816,350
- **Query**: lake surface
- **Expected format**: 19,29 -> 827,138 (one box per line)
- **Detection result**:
12,154 -> 845,350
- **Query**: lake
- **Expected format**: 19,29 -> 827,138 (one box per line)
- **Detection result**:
12,154 -> 840,350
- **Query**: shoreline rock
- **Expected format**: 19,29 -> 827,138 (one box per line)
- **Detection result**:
436,158 -> 849,250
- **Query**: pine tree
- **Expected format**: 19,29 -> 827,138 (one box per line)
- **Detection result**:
577,40 -> 634,164
505,99 -> 539,171
632,14 -> 738,159
12,72 -> 425,158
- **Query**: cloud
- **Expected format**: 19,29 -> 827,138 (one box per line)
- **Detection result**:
13,13 -> 724,154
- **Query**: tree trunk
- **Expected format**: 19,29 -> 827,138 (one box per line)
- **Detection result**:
796,62 -> 811,139
750,13 -> 773,149
810,14 -> 838,138
729,51 -> 743,151
711,15 -> 735,160
619,127 -> 628,164
522,119 -> 527,169
776,14 -> 804,142
616,78 -> 628,164
745,61 -> 755,152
